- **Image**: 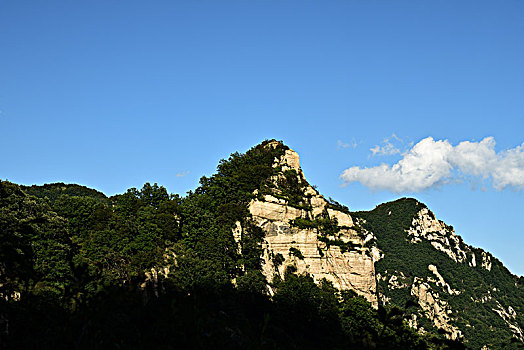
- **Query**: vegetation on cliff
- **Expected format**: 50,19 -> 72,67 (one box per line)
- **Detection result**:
353,198 -> 524,349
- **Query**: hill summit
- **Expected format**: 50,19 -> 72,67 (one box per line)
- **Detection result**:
240,142 -> 378,305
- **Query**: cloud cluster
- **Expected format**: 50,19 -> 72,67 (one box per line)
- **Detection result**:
369,134 -> 407,156
176,170 -> 190,178
337,139 -> 358,149
341,137 -> 524,193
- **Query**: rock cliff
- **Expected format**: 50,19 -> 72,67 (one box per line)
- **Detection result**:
235,142 -> 378,306
407,208 -> 523,344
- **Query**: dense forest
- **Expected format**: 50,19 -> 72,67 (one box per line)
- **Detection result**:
0,140 -> 475,349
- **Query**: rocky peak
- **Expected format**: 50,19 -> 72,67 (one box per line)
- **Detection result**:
407,207 -> 479,268
264,140 -> 301,171
237,145 -> 378,306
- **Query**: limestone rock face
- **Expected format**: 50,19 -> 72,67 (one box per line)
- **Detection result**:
492,301 -> 524,342
407,208 -> 486,269
380,203 -> 523,345
241,144 -> 378,307
411,277 -> 463,340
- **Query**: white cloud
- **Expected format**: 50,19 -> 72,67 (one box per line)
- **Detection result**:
370,142 -> 400,156
369,134 -> 403,156
176,170 -> 190,178
338,139 -> 357,149
448,137 -> 497,177
491,143 -> 524,190
344,137 -> 452,192
337,140 -> 350,149
341,136 -> 524,192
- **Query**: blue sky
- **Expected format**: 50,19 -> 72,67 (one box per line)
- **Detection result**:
1,1 -> 523,275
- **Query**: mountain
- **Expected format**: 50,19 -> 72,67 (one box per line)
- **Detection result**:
354,199 -> 524,349
1,140 -> 522,349
237,141 -> 524,348
241,141 -> 378,305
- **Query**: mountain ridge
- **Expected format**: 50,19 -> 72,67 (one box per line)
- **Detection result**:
242,141 -> 523,347
353,197 -> 523,348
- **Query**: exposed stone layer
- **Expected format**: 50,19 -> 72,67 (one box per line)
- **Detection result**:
401,206 -> 521,344
410,277 -> 463,340
492,301 -> 524,342
243,144 -> 378,307
406,208 -> 495,271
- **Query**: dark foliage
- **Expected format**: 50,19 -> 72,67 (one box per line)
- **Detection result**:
22,182 -> 108,204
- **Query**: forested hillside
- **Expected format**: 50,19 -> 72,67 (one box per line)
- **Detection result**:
1,140 -> 516,349
353,199 -> 524,349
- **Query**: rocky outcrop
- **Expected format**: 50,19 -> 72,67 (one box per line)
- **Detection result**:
378,266 -> 464,340
492,301 -> 524,342
428,264 -> 460,296
481,251 -> 492,271
406,208 -> 495,272
411,277 -> 463,340
398,204 -> 522,346
238,142 -> 378,307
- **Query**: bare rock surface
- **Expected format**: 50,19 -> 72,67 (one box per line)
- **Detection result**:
239,144 -> 378,306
